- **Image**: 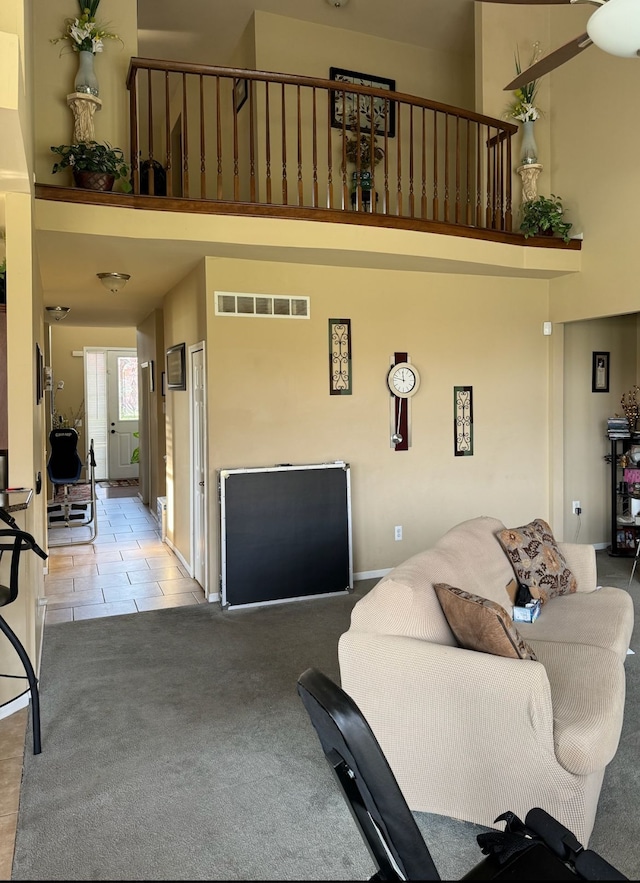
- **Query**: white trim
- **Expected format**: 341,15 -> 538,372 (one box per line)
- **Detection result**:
224,590 -> 349,611
0,692 -> 29,721
354,568 -> 390,581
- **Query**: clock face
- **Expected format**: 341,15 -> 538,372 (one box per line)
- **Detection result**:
387,362 -> 420,398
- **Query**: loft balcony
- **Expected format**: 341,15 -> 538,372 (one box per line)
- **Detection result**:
35,58 -> 580,253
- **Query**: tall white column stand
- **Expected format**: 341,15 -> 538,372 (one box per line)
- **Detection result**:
66,92 -> 102,143
517,162 -> 543,204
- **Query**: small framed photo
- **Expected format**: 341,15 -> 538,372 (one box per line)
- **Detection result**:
161,371 -> 166,397
166,343 -> 186,391
329,66 -> 396,137
35,342 -> 44,404
233,77 -> 248,112
592,351 -> 610,393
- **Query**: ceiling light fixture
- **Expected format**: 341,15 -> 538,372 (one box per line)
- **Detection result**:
45,306 -> 71,322
587,0 -> 640,58
325,0 -> 349,7
96,272 -> 131,294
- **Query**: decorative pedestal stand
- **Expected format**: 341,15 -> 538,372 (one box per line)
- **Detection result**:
66,92 -> 102,143
517,162 -> 543,204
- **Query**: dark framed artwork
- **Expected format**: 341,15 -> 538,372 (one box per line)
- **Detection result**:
454,386 -> 473,456
329,318 -> 352,395
592,351 -> 609,393
35,343 -> 44,405
329,67 -> 396,137
161,371 -> 166,397
233,77 -> 248,112
166,343 -> 186,391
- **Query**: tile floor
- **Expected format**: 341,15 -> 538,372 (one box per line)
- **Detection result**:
44,485 -> 206,623
0,485 -> 207,877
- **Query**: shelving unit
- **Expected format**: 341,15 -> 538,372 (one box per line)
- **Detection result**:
609,434 -> 640,556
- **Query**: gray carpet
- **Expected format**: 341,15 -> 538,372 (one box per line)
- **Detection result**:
11,554 -> 640,880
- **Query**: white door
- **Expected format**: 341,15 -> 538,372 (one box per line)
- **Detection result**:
107,349 -> 139,480
191,344 -> 206,589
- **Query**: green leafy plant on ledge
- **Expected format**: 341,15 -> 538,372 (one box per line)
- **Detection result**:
519,194 -> 573,243
50,141 -> 132,192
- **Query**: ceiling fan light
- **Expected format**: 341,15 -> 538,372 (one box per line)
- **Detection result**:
97,272 -> 131,294
45,306 -> 71,322
587,0 -> 640,58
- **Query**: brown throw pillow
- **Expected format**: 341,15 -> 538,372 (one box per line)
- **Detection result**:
434,583 -> 537,660
496,518 -> 577,604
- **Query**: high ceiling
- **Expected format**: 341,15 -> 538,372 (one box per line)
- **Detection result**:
40,0 -> 478,328
137,0 -> 476,65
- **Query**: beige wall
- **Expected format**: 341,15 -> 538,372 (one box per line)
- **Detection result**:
563,316 -> 638,544
49,324 -> 136,433
33,0 -> 138,186
163,262 -> 206,568
255,11 -> 474,111
204,257 -> 551,588
137,309 -> 165,511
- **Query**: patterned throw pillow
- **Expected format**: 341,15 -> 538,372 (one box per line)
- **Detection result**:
496,518 -> 577,604
434,583 -> 537,660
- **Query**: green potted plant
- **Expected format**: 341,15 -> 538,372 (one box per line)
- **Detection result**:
520,194 -> 573,243
51,140 -> 132,193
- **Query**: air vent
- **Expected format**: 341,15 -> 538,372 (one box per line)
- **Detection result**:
215,291 -> 309,319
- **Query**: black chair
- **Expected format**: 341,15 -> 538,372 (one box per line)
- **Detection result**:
296,668 -> 627,881
0,516 -> 47,755
47,430 -> 98,542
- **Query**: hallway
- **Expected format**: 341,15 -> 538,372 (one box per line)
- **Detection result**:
44,485 -> 206,624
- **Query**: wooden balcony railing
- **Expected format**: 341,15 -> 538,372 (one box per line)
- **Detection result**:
126,58 -> 518,234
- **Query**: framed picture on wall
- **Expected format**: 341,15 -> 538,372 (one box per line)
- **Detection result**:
166,343 -> 186,391
592,351 -> 610,393
35,343 -> 44,405
329,67 -> 396,137
233,77 -> 248,112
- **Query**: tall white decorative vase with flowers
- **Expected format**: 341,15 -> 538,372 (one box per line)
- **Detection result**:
504,42 -> 543,166
51,0 -> 122,98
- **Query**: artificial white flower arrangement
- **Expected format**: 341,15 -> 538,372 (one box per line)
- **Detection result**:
504,42 -> 543,123
51,0 -> 121,55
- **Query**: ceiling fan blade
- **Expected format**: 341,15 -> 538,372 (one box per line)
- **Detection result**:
504,33 -> 592,89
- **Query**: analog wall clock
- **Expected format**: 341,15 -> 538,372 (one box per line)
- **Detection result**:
387,352 -> 419,451
387,361 -> 420,399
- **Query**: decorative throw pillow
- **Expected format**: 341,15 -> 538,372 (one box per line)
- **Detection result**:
496,518 -> 577,604
434,583 -> 537,661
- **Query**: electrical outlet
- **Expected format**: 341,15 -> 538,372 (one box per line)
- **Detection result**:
394,525 -> 402,541
572,501 -> 581,515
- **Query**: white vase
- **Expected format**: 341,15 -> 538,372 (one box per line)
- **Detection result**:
520,119 -> 538,165
75,50 -> 99,97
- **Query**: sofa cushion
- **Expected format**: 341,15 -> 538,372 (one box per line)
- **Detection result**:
496,518 -> 577,604
434,583 -> 537,660
434,516 -> 514,609
517,586 -> 634,663
525,640 -> 626,776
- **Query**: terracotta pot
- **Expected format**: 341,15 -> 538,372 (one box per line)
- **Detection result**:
73,170 -> 115,191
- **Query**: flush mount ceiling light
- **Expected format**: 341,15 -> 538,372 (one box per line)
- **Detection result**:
45,306 -> 71,322
96,272 -> 131,294
325,0 -> 349,7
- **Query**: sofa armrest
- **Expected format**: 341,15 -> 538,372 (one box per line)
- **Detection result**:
339,631 -> 556,759
557,542 -> 597,592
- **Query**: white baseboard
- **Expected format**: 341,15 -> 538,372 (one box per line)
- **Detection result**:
354,569 -> 390,581
164,538 -> 192,575
0,692 -> 29,721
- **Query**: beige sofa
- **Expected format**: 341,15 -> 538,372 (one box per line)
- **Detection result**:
338,516 -> 634,846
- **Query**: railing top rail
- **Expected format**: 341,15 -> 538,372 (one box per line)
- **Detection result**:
126,57 -> 518,133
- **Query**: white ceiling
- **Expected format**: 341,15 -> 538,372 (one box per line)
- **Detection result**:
40,0 -> 478,327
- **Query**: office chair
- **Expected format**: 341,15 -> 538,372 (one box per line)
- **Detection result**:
47,430 -> 98,543
0,512 -> 48,754
296,668 -> 626,881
